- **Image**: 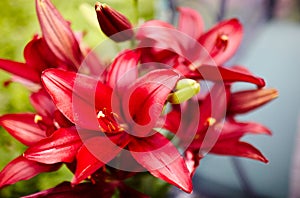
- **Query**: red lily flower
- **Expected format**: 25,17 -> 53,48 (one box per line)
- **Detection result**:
0,88 -> 73,188
13,48 -> 192,192
136,7 -> 266,87
0,112 -> 61,189
164,67 -> 277,175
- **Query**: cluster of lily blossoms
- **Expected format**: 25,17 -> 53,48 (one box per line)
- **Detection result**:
0,0 -> 278,197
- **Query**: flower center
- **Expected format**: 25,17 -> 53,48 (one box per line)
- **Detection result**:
96,108 -> 123,132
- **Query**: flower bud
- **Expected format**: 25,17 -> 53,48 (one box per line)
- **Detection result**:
95,2 -> 134,42
168,79 -> 200,104
229,88 -> 278,114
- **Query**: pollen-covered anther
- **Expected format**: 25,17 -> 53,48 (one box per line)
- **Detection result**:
97,110 -> 105,118
216,34 -> 229,51
34,115 -> 43,124
207,117 -> 216,126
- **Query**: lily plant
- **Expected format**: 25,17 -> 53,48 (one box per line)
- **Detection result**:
0,0 -> 277,197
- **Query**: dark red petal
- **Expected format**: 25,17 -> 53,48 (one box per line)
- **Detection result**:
106,49 -> 140,89
129,132 -> 192,193
0,59 -> 40,83
198,18 -> 243,65
211,140 -> 269,163
229,88 -> 278,114
185,65 -> 265,87
177,7 -> 204,39
41,69 -> 112,130
30,89 -> 56,118
219,118 -> 272,140
72,133 -> 129,184
23,181 -> 111,198
24,127 -> 82,164
36,0 -> 83,69
24,35 -> 61,71
95,2 -> 134,42
0,113 -> 46,146
137,20 -> 183,55
0,156 -> 60,189
125,69 -> 180,134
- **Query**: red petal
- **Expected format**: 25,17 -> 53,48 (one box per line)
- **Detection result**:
36,0 -> 83,69
0,156 -> 60,189
219,118 -> 272,140
24,127 -> 82,164
0,59 -> 40,83
185,65 -> 265,87
177,7 -> 204,39
30,89 -> 56,118
129,132 -> 192,193
125,69 -> 180,135
137,20 -> 182,63
24,35 -> 61,71
229,88 -> 278,114
41,69 -> 112,130
198,18 -> 243,65
106,49 -> 140,89
72,133 -> 129,184
0,113 -> 46,146
211,140 -> 269,163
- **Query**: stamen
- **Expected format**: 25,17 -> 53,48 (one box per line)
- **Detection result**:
207,117 -> 216,126
97,111 -> 105,118
216,34 -> 229,51
34,115 -> 43,124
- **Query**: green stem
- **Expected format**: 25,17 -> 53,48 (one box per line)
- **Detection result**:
132,0 -> 139,25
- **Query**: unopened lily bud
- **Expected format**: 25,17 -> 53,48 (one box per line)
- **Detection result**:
229,88 -> 278,114
95,2 -> 134,42
168,79 -> 200,104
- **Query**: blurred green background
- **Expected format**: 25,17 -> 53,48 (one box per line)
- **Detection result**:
0,0 -> 154,197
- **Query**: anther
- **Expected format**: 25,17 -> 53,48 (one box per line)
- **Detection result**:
97,111 -> 105,118
34,115 -> 43,124
207,117 -> 216,126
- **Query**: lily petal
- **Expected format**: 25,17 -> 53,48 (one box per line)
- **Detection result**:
24,35 -> 61,71
41,69 -> 112,130
30,89 -> 56,118
129,132 -> 192,193
211,140 -> 269,163
0,113 -> 46,146
72,133 -> 129,184
219,118 -> 272,140
0,156 -> 60,189
0,59 -> 41,83
106,49 -> 140,89
124,69 -> 180,136
177,7 -> 204,40
229,88 -> 278,114
180,64 -> 265,87
24,127 -> 82,164
198,18 -> 243,65
36,0 -> 83,69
